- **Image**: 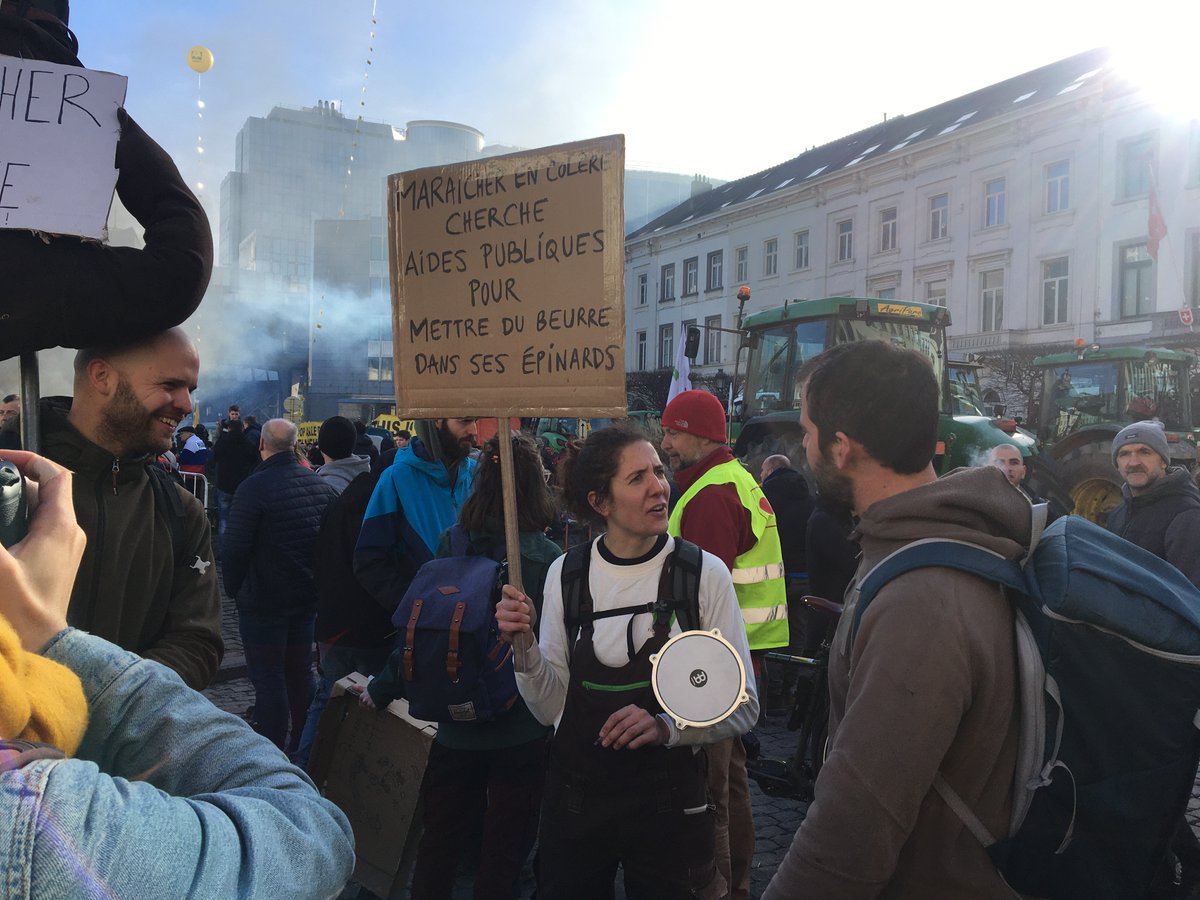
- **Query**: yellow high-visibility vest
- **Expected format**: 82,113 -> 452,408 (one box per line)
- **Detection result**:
668,459 -> 788,650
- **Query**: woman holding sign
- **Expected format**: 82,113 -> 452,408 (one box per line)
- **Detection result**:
497,425 -> 758,899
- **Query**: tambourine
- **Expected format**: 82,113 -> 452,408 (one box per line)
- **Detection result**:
649,629 -> 750,729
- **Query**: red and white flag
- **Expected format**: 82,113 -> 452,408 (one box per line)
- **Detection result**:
1148,173 -> 1168,261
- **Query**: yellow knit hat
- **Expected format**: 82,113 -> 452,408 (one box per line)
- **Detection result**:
0,616 -> 87,756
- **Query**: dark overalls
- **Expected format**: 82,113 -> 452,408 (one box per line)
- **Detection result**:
536,550 -> 720,900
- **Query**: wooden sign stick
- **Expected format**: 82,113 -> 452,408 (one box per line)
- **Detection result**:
496,413 -> 532,664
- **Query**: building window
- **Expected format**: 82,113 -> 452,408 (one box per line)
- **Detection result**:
1191,232 -> 1200,308
704,315 -> 722,364
837,220 -> 853,262
929,193 -> 949,240
369,236 -> 385,261
683,257 -> 699,296
734,246 -> 748,282
636,272 -> 648,306
636,330 -> 647,371
1119,242 -> 1155,317
876,287 -> 896,300
764,238 -> 778,276
1045,160 -> 1070,214
1119,135 -> 1155,199
660,263 -> 675,302
706,251 -> 723,291
879,207 -> 897,252
658,323 -> 674,368
984,177 -> 1006,228
925,279 -> 947,307
367,339 -> 394,382
1042,257 -> 1070,325
793,230 -> 810,270
980,269 -> 1004,332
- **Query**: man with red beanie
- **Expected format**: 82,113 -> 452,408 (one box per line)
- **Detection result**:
661,389 -> 788,900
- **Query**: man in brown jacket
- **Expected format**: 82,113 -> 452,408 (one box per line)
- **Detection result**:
763,341 -> 1031,899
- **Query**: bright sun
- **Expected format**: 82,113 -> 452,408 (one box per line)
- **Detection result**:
1111,31 -> 1200,120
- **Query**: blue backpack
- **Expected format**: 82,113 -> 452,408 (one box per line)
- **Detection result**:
856,512 -> 1200,899
390,525 -> 518,723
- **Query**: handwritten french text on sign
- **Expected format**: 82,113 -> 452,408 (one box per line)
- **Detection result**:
388,135 -> 626,418
0,54 -> 127,239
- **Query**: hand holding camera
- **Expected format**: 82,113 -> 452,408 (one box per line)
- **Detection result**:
0,452 -> 87,651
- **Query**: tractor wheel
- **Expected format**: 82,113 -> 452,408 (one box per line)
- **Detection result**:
1058,446 -> 1124,526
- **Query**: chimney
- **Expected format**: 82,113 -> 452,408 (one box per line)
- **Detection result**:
690,174 -> 712,198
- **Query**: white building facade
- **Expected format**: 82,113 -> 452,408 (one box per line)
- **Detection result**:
625,48 -> 1200,384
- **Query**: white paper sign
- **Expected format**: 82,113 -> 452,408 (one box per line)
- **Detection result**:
0,54 -> 127,239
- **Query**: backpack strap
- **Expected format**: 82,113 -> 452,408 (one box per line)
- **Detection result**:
562,537 -> 704,662
667,538 -> 703,633
561,539 -> 594,664
853,539 -> 1025,645
147,464 -> 188,568
447,523 -> 471,557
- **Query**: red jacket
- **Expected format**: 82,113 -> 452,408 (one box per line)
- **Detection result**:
671,446 -> 755,570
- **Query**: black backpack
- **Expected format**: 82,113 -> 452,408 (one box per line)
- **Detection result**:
561,537 -> 704,661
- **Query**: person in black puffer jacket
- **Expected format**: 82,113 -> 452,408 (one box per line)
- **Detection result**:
222,418 -> 337,753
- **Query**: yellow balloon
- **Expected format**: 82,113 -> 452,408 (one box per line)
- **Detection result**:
187,46 -> 214,74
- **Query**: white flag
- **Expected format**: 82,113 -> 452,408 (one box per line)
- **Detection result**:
666,331 -> 692,406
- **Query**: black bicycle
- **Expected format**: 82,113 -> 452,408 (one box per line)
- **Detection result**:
746,595 -> 843,802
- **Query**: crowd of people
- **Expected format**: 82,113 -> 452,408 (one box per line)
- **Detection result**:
5,318 -> 1200,898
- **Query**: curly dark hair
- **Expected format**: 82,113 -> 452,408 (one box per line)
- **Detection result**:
459,433 -> 556,533
558,424 -> 650,526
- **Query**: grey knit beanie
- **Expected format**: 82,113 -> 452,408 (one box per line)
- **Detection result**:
1111,420 -> 1170,466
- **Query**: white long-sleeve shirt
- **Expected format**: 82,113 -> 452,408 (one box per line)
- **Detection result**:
515,535 -> 759,747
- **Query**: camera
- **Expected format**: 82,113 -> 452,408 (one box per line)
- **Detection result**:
0,461 -> 28,547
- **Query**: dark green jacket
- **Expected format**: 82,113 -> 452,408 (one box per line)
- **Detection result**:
41,398 -> 223,690
369,525 -> 561,750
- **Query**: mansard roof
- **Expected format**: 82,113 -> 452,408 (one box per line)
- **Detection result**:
627,47 -> 1112,240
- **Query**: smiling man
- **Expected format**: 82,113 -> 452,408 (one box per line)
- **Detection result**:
39,327 -> 223,689
1107,420 -> 1200,588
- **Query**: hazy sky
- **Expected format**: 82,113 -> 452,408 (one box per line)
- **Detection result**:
67,0 -> 1193,216
3,1 -> 1193,397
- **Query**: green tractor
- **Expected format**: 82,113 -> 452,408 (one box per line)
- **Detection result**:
1030,346 -> 1197,524
730,297 -> 1035,471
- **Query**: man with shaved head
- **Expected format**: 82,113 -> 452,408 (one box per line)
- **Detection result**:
40,327 -> 223,689
223,418 -> 338,752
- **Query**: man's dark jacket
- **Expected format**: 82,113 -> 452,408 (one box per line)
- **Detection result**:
314,470 -> 394,648
213,422 -> 257,493
762,466 -> 815,575
1106,466 -> 1200,588
222,451 -> 338,616
40,397 -> 223,690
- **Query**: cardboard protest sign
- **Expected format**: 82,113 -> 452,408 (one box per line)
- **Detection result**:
0,54 -> 127,239
388,134 -> 625,418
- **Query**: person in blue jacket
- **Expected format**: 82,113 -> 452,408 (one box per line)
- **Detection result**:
353,418 -> 479,610
0,448 -> 355,899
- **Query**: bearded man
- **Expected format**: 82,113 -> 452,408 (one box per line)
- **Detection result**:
40,327 -> 223,689
354,418 -> 479,610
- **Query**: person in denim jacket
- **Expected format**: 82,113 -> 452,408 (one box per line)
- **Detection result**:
0,449 -> 355,899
